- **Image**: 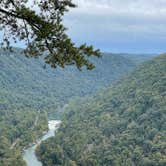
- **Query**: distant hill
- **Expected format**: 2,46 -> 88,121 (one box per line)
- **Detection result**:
36,54 -> 166,166
115,53 -> 157,64
0,48 -> 152,112
0,48 -> 159,165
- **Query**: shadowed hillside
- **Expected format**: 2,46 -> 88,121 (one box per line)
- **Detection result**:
36,54 -> 166,166
0,49 -> 151,112
0,48 -> 156,165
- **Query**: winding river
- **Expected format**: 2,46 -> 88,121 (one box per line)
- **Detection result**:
23,120 -> 61,166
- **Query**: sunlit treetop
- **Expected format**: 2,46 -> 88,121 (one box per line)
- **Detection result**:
0,0 -> 100,70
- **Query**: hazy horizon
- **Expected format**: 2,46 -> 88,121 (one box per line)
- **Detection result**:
1,0 -> 166,54
64,0 -> 166,53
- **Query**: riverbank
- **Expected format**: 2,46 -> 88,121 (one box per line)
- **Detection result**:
23,120 -> 61,166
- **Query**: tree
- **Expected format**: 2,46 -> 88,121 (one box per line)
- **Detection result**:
0,0 -> 100,69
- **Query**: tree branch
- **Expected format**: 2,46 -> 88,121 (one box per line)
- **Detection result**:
0,8 -> 20,18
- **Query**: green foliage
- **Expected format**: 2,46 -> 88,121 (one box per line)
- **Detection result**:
0,109 -> 48,165
0,48 -> 155,165
0,0 -> 100,69
0,49 -> 143,116
36,54 -> 166,166
36,138 -> 64,166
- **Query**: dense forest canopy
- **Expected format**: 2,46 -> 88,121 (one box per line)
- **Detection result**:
1,49 -> 153,165
0,1 -> 165,166
1,49 -> 150,114
0,108 -> 48,165
0,0 -> 100,69
36,54 -> 166,166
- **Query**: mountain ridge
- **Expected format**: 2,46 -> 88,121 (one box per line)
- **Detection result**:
0,49 -> 152,113
36,54 -> 166,166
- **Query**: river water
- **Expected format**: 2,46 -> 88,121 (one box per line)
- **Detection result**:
23,120 -> 61,166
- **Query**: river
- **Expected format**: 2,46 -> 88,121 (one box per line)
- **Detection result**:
23,120 -> 61,166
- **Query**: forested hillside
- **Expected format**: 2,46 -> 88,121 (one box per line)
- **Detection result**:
36,54 -> 166,166
0,48 -> 152,113
0,109 -> 48,166
0,48 -> 154,165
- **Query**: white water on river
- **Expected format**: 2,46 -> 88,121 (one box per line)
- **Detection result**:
23,120 -> 61,166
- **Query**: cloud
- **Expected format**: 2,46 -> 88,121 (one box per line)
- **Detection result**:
1,0 -> 165,53
64,0 -> 166,53
70,0 -> 166,19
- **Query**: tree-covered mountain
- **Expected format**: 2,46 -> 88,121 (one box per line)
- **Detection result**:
36,54 -> 166,166
0,49 -> 151,113
0,108 -> 48,166
0,48 -> 155,165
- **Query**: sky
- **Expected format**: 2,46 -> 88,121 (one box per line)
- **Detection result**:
1,0 -> 166,53
63,0 -> 166,53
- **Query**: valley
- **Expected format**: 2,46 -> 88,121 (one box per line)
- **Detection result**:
36,54 -> 166,166
0,1 -> 165,166
1,49 -> 143,165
